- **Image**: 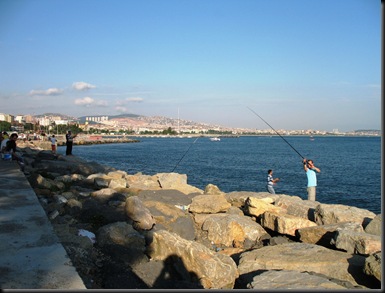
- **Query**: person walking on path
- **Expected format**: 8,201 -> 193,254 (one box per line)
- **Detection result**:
49,134 -> 57,154
303,158 -> 321,201
65,130 -> 77,156
266,169 -> 279,194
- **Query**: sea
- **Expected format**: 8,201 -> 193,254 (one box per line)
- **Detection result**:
58,135 -> 382,215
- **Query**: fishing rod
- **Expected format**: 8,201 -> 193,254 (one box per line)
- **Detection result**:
171,137 -> 199,172
247,106 -> 305,160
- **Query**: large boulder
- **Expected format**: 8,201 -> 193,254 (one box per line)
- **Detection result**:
156,172 -> 203,195
96,221 -> 146,250
238,242 -> 370,288
331,228 -> 382,255
246,270 -> 350,290
137,189 -> 196,206
146,229 -> 238,289
202,214 -> 269,248
363,251 -> 381,282
274,195 -> 319,221
125,196 -> 155,230
364,214 -> 382,236
189,194 -> 231,214
32,154 -> 114,176
143,200 -> 196,240
125,173 -> 161,190
260,211 -> 317,237
245,197 -> 283,217
203,183 -> 224,195
90,188 -> 123,204
225,191 -> 278,208
296,221 -> 363,248
314,204 -> 376,228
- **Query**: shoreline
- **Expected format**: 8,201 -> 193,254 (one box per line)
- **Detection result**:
6,143 -> 381,289
17,136 -> 140,150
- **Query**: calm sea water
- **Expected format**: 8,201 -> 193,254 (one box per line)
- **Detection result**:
58,136 -> 382,214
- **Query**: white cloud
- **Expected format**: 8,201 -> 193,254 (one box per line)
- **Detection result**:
74,96 -> 94,106
115,106 -> 128,113
74,96 -> 108,107
95,100 -> 108,106
29,88 -> 63,96
125,97 -> 144,102
72,81 -> 96,91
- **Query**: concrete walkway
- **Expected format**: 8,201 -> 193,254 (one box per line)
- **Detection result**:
0,160 -> 86,289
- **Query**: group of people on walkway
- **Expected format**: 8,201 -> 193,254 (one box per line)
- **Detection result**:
1,131 -> 25,172
266,158 -> 321,201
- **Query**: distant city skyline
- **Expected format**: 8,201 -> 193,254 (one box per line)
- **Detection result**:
2,112 -> 380,136
0,0 -> 381,132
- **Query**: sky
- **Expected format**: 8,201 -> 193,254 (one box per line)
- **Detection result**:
0,0 -> 381,132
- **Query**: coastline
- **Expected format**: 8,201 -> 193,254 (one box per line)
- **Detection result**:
3,141 -> 381,289
17,136 -> 140,150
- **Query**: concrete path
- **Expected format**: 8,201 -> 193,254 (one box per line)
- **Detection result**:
0,160 -> 86,289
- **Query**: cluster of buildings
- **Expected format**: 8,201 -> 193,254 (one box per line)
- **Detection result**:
0,113 -> 74,133
0,112 -> 380,136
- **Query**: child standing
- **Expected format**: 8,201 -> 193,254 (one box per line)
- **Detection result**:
49,135 -> 57,154
266,169 -> 280,194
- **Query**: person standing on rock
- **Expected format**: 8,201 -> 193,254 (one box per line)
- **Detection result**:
49,134 -> 57,154
266,169 -> 279,194
303,158 -> 321,201
65,130 -> 77,156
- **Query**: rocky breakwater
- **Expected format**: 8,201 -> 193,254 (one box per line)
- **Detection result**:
17,135 -> 139,151
17,146 -> 382,289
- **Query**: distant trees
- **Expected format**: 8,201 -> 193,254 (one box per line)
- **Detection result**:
139,127 -> 177,135
162,127 -> 177,135
0,121 -> 11,132
207,129 -> 232,135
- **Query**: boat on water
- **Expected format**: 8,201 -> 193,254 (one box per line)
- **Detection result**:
310,136 -> 315,141
209,137 -> 221,141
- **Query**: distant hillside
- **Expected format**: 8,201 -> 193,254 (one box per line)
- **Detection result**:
109,113 -> 143,119
77,113 -> 143,123
35,112 -> 77,120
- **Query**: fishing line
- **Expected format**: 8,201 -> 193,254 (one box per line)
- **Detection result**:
247,106 -> 305,160
171,137 -> 199,172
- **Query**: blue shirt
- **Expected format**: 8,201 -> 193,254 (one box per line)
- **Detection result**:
306,168 -> 317,187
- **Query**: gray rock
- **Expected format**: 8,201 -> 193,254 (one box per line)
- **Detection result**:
363,251 -> 381,281
331,228 -> 381,255
96,221 -> 146,250
202,214 -> 269,248
238,242 -> 369,287
364,214 -> 382,236
143,200 -> 196,240
125,196 -> 155,230
247,270 -> 348,289
189,194 -> 231,214
314,203 -> 376,228
146,229 -> 239,289
297,221 -> 363,248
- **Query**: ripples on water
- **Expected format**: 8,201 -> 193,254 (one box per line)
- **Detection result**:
59,136 -> 381,214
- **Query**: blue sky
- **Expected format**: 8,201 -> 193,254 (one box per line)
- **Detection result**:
0,0 -> 381,131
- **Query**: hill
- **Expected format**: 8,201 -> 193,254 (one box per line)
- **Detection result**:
77,113 -> 143,123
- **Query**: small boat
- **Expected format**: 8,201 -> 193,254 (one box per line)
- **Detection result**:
310,136 -> 315,141
209,137 -> 220,141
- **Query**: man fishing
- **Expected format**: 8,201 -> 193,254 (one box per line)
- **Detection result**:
247,107 -> 321,201
303,158 -> 321,201
65,130 -> 77,156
